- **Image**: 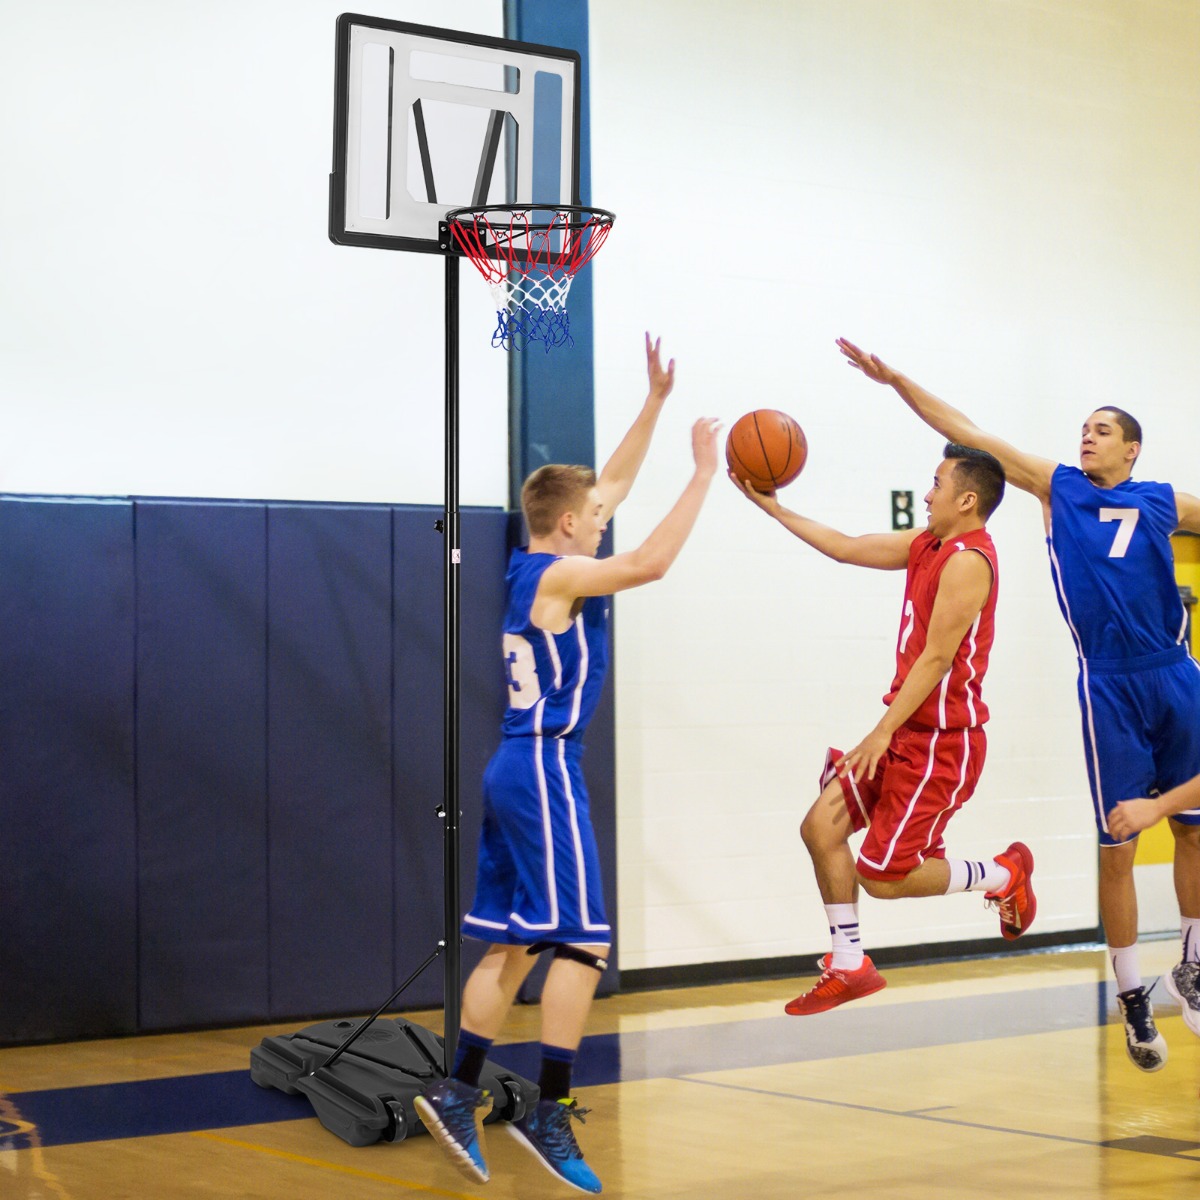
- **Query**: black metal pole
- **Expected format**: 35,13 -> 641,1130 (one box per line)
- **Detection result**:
443,251 -> 462,1075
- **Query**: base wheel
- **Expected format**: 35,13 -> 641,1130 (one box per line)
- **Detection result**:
383,1099 -> 409,1143
501,1078 -> 530,1123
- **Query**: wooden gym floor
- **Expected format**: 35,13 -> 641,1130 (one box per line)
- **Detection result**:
2,939 -> 1198,1199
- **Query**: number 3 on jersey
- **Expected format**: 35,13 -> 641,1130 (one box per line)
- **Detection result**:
503,633 -> 541,709
1099,507 -> 1139,558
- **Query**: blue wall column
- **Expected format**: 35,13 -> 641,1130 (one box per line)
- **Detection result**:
504,0 -> 597,498
501,2 -> 617,996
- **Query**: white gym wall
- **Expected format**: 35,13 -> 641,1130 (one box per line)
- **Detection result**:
0,0 -> 509,505
590,0 -> 1200,971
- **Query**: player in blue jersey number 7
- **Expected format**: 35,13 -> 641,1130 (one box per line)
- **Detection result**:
415,335 -> 720,1195
838,336 -> 1200,1071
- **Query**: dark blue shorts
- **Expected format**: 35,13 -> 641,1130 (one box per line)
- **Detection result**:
463,736 -> 610,946
1078,646 -> 1200,845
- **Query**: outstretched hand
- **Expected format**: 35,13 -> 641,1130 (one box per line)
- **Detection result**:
837,338 -> 897,386
1107,797 -> 1162,841
692,418 -> 722,478
646,332 -> 676,404
729,472 -> 782,516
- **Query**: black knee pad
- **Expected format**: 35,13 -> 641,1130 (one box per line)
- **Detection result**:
526,941 -> 609,973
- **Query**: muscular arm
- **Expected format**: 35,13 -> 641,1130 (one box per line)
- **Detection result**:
594,333 -> 675,521
836,338 -> 1057,502
732,476 -> 919,569
536,419 -> 720,626
1175,491 -> 1200,534
838,549 -> 994,781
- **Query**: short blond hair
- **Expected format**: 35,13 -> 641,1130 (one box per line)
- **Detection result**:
521,464 -> 596,537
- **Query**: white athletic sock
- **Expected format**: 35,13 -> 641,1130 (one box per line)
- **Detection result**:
826,903 -> 863,970
1109,943 -> 1142,993
944,858 -> 1011,895
1182,916 -> 1200,964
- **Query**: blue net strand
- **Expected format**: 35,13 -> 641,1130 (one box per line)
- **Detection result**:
491,308 -> 573,353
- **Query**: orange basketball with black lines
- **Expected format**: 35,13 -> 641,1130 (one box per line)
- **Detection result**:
726,409 -> 808,492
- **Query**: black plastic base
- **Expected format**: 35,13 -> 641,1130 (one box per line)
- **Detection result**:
250,1017 -> 539,1148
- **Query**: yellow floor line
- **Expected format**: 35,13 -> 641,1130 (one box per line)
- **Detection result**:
190,1130 -> 480,1198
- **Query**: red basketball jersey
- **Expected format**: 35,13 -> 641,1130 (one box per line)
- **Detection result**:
885,528 -> 998,730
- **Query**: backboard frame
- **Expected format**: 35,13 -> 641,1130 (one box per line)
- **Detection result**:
329,13 -> 582,255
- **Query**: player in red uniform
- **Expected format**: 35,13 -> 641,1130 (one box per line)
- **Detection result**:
736,443 -> 1037,1014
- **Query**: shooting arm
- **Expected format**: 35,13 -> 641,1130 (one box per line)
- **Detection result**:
734,478 -> 918,569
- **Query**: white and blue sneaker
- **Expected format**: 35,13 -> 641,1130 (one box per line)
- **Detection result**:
414,1077 -> 491,1183
1116,985 -> 1167,1072
508,1097 -> 602,1194
1164,961 -> 1200,1037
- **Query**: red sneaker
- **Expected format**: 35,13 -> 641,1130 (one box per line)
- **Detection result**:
986,841 -> 1036,940
785,955 -> 887,1015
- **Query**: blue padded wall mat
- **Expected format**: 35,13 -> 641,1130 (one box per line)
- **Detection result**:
134,501 -> 270,1030
0,499 -> 138,1043
265,504 -> 395,1018
0,497 -> 617,1043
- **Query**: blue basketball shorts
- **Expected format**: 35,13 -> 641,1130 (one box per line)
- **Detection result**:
1078,646 -> 1200,845
463,736 -> 611,946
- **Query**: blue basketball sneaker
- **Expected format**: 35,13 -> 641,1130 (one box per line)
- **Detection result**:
414,1077 -> 491,1184
508,1097 -> 602,1194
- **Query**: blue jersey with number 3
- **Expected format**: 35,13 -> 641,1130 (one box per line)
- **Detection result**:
500,548 -> 610,741
1047,464 -> 1187,661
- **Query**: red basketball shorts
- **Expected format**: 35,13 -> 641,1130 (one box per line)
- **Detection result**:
822,724 -> 987,882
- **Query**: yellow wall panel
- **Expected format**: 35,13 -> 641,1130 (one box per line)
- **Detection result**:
1134,817 -> 1175,866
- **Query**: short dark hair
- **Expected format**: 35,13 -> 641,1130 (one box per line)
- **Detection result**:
521,464 -> 596,537
944,443 -> 1005,519
1094,406 -> 1143,446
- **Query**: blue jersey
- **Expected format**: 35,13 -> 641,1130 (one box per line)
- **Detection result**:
1047,464 -> 1200,839
1047,464 -> 1187,662
500,549 -> 610,741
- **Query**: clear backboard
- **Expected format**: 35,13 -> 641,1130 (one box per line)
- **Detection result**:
329,14 -> 581,254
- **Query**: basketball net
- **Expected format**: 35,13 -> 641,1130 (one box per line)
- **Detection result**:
445,206 -> 614,352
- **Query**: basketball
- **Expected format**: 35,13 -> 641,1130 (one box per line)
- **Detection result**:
726,409 -> 808,492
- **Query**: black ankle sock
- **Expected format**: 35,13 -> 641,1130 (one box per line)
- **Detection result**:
452,1028 -> 493,1088
537,1043 -> 577,1102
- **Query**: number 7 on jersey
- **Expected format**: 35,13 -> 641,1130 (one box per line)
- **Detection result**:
1099,507 -> 1139,558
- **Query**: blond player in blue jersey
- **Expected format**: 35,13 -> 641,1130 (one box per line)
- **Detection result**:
416,335 -> 719,1194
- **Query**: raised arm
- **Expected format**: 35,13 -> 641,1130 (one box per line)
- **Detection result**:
838,549 -> 994,781
593,332 -> 675,521
836,338 -> 1056,502
542,419 -> 720,606
733,475 -> 919,569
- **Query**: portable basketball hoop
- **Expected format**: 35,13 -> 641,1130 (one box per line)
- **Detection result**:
281,14 -> 603,1152
443,204 -> 614,351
